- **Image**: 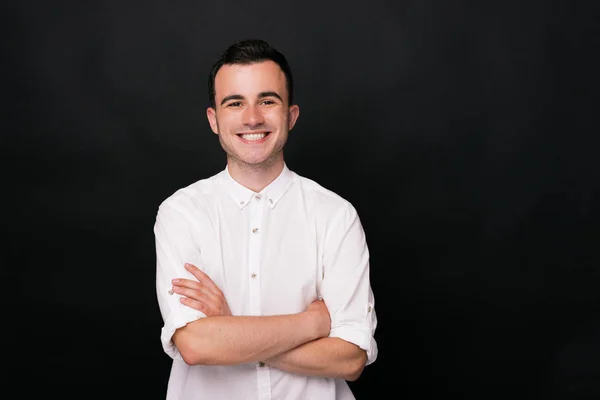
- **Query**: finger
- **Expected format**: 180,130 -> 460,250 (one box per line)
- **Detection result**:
172,278 -> 203,290
172,285 -> 215,304
172,278 -> 223,308
179,293 -> 224,317
184,263 -> 224,296
175,286 -> 225,315
179,297 -> 210,314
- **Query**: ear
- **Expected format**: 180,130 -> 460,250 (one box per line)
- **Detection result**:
206,107 -> 219,134
288,104 -> 300,131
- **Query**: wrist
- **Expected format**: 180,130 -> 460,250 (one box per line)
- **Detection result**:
303,310 -> 328,339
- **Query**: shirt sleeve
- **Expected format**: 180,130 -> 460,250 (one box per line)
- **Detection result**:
320,203 -> 378,366
154,200 -> 207,360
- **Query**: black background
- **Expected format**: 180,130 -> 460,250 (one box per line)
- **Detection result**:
4,1 -> 599,399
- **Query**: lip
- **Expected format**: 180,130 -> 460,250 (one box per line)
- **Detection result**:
236,131 -> 271,144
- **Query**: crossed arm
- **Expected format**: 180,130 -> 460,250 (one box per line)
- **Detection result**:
170,263 -> 367,381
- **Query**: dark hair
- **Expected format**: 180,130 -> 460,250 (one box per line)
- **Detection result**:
208,39 -> 294,108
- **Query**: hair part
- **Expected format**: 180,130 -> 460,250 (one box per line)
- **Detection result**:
208,39 -> 294,108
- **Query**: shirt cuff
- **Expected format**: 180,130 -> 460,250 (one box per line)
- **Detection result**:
329,324 -> 378,365
160,308 -> 207,360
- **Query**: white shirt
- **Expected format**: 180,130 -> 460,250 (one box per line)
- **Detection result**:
154,164 -> 378,400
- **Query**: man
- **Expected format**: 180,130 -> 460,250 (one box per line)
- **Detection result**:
154,39 -> 378,400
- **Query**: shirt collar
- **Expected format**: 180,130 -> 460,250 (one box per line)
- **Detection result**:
221,164 -> 294,210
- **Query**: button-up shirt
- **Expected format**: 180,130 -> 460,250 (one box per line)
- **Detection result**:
154,164 -> 378,400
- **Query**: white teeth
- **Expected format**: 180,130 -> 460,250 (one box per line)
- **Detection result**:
240,133 -> 266,141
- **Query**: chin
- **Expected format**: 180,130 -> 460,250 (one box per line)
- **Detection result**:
238,155 -> 280,169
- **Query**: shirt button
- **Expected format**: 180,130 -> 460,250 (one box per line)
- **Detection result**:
251,273 -> 257,279
255,194 -> 262,200
258,362 -> 265,367
252,228 -> 259,234
367,305 -> 372,312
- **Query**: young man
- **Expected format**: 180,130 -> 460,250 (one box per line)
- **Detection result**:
154,39 -> 378,400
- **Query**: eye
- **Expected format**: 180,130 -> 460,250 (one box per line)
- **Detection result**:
227,102 -> 242,108
261,100 -> 275,105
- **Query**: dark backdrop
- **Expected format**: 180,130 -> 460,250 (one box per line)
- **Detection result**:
4,1 -> 599,399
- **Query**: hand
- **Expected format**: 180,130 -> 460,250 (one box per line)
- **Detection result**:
171,263 -> 232,317
305,299 -> 331,338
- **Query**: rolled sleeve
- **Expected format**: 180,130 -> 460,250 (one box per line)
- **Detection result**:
328,300 -> 378,365
321,203 -> 379,365
160,304 -> 206,360
154,201 -> 206,360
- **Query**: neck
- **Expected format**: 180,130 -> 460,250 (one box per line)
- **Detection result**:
227,156 -> 285,193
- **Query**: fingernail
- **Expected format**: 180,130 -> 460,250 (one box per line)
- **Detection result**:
184,263 -> 192,269
172,279 -> 180,283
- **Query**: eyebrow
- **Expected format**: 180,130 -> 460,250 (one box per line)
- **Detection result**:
258,91 -> 283,102
220,91 -> 284,106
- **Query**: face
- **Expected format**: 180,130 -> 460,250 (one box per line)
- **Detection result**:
207,61 -> 300,170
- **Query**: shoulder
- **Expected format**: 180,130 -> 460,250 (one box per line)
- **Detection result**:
291,171 -> 359,223
156,170 -> 223,217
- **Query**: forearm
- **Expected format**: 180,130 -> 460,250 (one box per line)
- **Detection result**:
264,337 -> 367,381
173,312 -> 321,366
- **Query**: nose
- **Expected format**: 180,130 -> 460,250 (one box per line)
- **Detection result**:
242,105 -> 264,127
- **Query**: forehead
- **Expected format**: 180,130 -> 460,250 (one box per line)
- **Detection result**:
214,61 -> 287,100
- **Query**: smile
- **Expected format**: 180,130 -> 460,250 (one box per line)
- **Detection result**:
237,132 -> 270,143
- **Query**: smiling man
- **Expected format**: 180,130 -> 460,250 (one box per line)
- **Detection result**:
154,39 -> 378,400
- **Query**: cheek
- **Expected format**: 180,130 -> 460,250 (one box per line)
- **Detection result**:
218,114 -> 240,129
264,110 -> 287,127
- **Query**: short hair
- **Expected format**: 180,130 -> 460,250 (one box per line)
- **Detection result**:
208,39 -> 294,108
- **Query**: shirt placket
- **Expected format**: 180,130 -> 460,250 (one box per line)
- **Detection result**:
248,193 -> 272,400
